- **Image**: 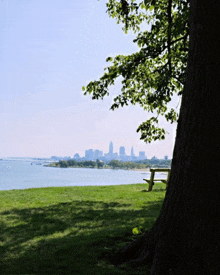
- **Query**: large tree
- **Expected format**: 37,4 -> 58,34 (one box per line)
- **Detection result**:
84,0 -> 220,274
83,0 -> 190,142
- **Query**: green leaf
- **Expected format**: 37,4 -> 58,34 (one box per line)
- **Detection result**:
144,0 -> 149,6
106,57 -> 113,62
149,5 -> 154,11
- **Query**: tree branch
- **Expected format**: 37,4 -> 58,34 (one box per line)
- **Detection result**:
168,0 -> 172,75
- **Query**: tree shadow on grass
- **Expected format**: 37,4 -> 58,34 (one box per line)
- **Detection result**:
0,198 -> 164,274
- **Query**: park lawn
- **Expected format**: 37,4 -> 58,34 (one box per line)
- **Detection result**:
0,183 -> 166,274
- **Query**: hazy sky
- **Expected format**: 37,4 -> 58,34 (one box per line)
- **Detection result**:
0,0 -> 179,158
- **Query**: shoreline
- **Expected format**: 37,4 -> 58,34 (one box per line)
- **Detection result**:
45,164 -> 150,172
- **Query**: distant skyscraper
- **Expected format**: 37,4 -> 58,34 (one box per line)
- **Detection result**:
93,150 -> 100,159
119,146 -> 126,157
74,153 -> 80,159
139,151 -> 146,160
109,141 -> 113,155
85,149 -> 93,160
131,146 -> 135,157
94,150 -> 103,159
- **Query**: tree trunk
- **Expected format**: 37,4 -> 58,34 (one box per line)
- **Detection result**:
115,1 -> 220,274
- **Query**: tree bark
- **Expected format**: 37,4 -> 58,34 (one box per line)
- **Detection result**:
115,1 -> 220,274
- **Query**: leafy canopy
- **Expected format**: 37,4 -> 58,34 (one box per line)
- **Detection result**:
83,0 -> 190,143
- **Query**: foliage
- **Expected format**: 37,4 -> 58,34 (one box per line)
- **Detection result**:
54,160 -> 98,168
48,158 -> 171,169
109,160 -> 147,169
83,160 -> 97,168
83,0 -> 190,142
109,159 -> 122,168
96,159 -> 104,168
108,159 -> 171,168
59,160 -> 68,168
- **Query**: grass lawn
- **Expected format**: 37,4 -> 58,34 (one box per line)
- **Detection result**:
0,183 -> 166,274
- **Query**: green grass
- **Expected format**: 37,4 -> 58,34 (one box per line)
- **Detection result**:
0,183 -> 166,274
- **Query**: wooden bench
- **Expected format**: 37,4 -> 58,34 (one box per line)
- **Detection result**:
143,168 -> 171,191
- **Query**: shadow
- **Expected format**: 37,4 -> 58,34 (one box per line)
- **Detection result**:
141,188 -> 166,192
0,198 -> 164,274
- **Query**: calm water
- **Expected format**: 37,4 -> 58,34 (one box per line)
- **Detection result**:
0,158 -> 155,191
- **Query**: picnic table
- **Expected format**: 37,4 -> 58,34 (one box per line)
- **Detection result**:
143,168 -> 171,191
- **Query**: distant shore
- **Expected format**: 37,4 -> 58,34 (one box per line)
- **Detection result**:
45,163 -> 150,172
46,160 -> 170,172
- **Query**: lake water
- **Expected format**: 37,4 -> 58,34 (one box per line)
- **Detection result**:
0,158 -> 161,191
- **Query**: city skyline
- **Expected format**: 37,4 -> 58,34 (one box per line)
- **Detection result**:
72,141 -> 162,161
51,140 -> 171,162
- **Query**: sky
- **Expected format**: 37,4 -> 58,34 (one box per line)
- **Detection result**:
0,0 -> 179,159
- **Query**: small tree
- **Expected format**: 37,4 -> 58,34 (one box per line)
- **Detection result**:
59,160 -> 68,168
96,159 -> 104,169
109,159 -> 121,169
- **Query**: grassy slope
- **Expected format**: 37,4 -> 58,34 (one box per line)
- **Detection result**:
0,183 -> 166,274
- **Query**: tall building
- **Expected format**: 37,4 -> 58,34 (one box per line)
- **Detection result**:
74,153 -> 80,159
131,146 -> 135,157
119,146 -> 126,157
94,150 -> 103,159
93,150 -> 99,159
139,151 -> 146,160
109,141 -> 113,155
85,149 -> 93,160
